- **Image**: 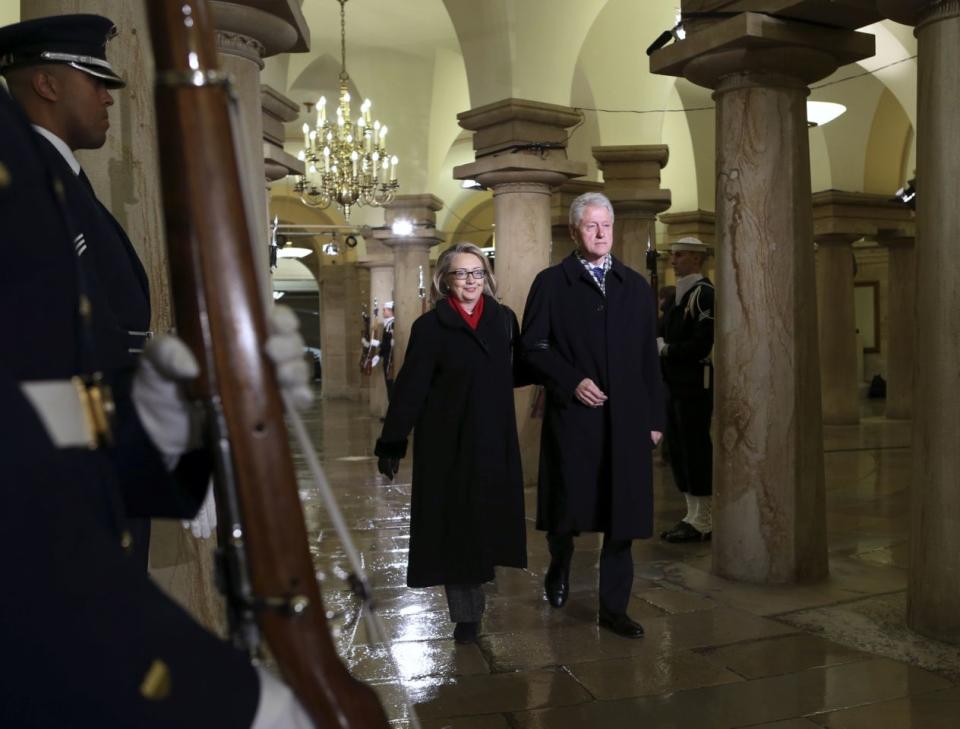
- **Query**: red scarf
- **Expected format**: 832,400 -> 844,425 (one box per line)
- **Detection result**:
448,294 -> 484,330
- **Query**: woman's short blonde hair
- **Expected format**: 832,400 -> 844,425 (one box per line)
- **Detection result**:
431,242 -> 497,303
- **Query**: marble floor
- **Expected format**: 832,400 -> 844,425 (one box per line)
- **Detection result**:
293,395 -> 960,729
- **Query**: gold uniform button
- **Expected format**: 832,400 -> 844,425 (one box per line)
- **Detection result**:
140,659 -> 171,701
52,177 -> 65,201
0,161 -> 10,189
120,530 -> 134,552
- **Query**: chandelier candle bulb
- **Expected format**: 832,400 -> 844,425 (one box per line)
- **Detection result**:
293,0 -> 399,217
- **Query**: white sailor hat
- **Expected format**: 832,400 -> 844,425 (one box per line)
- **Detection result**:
0,14 -> 125,89
669,237 -> 711,254
384,301 -> 395,309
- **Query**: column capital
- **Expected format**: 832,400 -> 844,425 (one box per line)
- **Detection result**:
650,12 -> 875,88
455,155 -> 585,191
382,194 -> 444,227
374,231 -> 443,251
262,85 -> 304,181
593,144 -> 669,176
593,144 -> 672,216
358,236 -> 396,265
812,190 -> 915,240
660,209 -> 716,247
211,0 -> 309,57
877,0 -> 960,27
457,98 -> 583,157
876,230 -> 916,248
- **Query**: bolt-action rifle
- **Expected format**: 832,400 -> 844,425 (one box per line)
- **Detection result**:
146,2 -> 390,726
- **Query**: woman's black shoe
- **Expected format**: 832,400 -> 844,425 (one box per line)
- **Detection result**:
544,559 -> 570,607
453,621 -> 479,644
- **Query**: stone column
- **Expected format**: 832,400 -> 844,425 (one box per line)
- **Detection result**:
345,264 -> 368,401
652,12 -> 875,583
358,239 -> 395,418
551,180 -> 603,266
375,195 -> 444,374
811,190 -> 914,424
453,101 -> 584,487
878,0 -> 960,643
593,145 -> 672,277
877,232 -> 915,420
661,210 -> 717,285
317,263 -> 352,399
211,0 -> 309,296
814,234 -> 861,425
262,84 -> 305,195
453,99 -> 586,316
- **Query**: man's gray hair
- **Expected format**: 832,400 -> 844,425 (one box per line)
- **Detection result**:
432,242 -> 497,303
569,191 -> 615,228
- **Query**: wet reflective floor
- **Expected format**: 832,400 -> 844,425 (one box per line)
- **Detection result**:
292,397 -> 960,728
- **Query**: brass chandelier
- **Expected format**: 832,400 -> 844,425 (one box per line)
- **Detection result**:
294,0 -> 399,219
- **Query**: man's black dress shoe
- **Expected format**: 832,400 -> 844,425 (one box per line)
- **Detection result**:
453,621 -> 479,644
544,559 -> 570,608
661,521 -> 711,543
598,607 -> 645,639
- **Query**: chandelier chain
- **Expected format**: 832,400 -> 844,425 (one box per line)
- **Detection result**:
294,0 -> 399,219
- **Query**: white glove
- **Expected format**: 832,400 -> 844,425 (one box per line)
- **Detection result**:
183,481 -> 217,539
657,337 -> 666,355
370,354 -> 380,368
361,337 -> 370,348
264,305 -> 314,410
133,335 -> 201,471
252,667 -> 314,729
369,338 -> 380,347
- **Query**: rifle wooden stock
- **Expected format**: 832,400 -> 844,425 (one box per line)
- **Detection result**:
146,2 -> 390,726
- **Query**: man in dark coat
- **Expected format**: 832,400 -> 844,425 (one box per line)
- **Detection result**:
520,191 -> 664,638
0,13 -> 155,566
0,76 -> 314,727
658,238 -> 715,543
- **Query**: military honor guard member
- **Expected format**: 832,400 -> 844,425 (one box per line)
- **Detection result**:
657,237 -> 715,543
0,18 -> 314,728
520,192 -> 664,639
0,13 -> 161,565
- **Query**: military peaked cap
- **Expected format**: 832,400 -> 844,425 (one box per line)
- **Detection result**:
0,14 -> 125,89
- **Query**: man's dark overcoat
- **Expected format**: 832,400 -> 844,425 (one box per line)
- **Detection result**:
521,254 -> 665,540
376,295 -> 528,587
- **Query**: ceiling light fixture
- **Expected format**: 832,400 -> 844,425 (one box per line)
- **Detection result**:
294,0 -> 399,219
806,101 -> 846,127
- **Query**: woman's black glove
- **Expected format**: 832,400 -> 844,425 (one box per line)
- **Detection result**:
377,456 -> 400,481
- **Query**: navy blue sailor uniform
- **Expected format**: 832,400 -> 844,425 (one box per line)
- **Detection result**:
0,77 -> 261,728
661,275 -> 715,498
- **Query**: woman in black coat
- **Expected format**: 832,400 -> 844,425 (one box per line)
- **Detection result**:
375,243 -> 528,644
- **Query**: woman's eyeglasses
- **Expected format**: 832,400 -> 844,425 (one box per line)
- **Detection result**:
450,268 -> 486,281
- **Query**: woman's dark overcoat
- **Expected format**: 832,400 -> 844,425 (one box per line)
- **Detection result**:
520,255 -> 665,540
375,295 -> 528,588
